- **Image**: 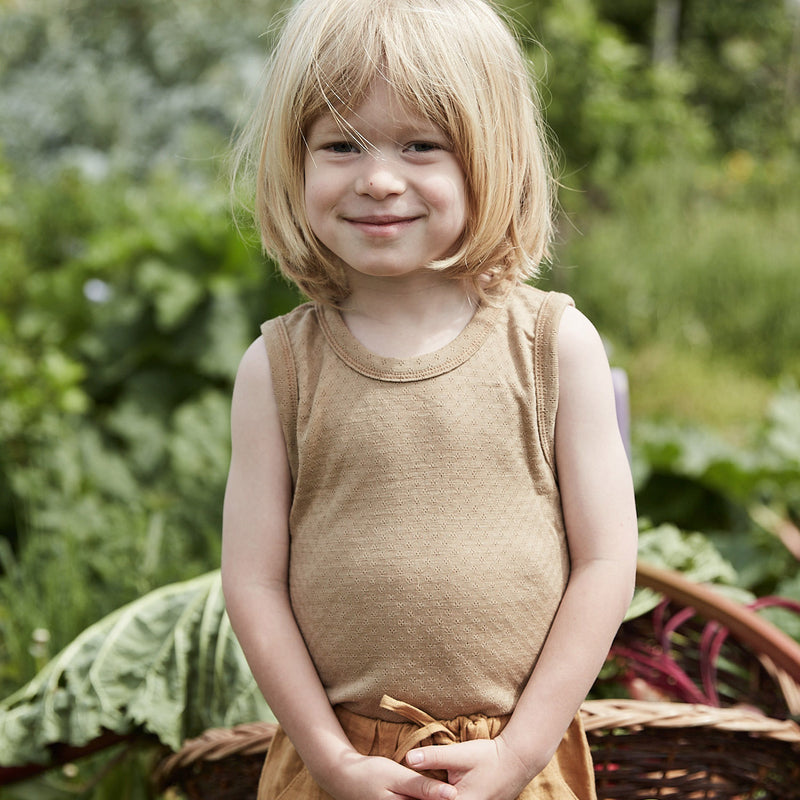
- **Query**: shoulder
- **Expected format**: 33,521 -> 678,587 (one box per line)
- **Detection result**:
258,302 -> 327,367
231,336 -> 275,423
555,305 -> 616,425
505,284 -> 575,337
261,301 -> 317,338
557,305 -> 607,367
507,283 -> 573,311
228,333 -> 293,481
503,283 -> 603,365
236,334 -> 270,377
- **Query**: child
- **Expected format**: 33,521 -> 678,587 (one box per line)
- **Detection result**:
221,0 -> 638,798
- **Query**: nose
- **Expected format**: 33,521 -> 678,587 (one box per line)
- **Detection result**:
355,156 -> 405,199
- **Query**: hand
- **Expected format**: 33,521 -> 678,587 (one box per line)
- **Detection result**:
405,736 -> 537,800
319,751 -> 458,800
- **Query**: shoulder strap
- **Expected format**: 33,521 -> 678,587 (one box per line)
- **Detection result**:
260,316 -> 299,480
534,291 -> 574,476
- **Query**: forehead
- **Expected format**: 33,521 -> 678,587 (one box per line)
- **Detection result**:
308,81 -> 445,139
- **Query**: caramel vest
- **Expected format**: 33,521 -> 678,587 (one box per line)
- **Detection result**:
261,284 -> 573,720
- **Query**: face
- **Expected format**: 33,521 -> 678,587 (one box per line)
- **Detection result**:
303,81 -> 467,285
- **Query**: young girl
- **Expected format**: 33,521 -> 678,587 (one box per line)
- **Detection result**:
221,1 -> 638,798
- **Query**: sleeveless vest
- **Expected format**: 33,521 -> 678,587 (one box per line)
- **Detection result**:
261,284 -> 573,720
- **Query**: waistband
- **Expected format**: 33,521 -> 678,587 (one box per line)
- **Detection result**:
335,695 -> 511,765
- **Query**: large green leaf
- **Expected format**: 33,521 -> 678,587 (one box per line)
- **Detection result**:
0,571 -> 273,767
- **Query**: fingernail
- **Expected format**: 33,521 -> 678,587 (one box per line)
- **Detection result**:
406,749 -> 422,766
441,786 -> 457,800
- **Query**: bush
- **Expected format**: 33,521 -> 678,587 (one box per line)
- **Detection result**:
547,152 -> 800,380
0,158 -> 300,696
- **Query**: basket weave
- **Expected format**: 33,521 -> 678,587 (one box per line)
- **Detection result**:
154,721 -> 276,800
154,700 -> 800,800
583,699 -> 800,800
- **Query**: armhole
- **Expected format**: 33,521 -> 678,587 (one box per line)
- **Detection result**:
260,317 -> 298,479
534,291 -> 575,477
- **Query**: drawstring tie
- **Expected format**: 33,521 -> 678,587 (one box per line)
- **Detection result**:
380,694 -> 495,765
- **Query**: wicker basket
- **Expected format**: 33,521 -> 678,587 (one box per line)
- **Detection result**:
154,721 -> 276,800
153,700 -> 800,800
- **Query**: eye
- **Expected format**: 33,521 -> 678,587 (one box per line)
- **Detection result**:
326,141 -> 360,154
406,142 -> 439,154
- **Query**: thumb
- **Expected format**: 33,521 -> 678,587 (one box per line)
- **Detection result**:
406,741 -> 474,772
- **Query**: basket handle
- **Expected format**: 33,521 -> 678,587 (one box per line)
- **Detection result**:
636,559 -> 800,686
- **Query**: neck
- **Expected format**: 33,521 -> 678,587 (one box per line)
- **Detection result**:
340,271 -> 477,359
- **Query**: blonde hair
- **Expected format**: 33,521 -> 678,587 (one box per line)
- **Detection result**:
233,0 -> 555,305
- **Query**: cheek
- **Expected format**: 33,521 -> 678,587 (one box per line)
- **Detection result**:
426,174 -> 468,228
304,160 -> 342,208
303,165 -> 327,230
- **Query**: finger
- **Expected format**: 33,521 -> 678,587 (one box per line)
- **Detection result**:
406,742 -> 473,772
395,770 -> 457,800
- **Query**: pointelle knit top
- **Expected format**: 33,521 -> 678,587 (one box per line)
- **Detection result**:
260,283 -> 574,721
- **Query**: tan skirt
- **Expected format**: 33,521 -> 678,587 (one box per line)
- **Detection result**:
257,696 -> 596,800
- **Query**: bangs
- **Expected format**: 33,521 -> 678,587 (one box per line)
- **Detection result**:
293,1 -> 474,144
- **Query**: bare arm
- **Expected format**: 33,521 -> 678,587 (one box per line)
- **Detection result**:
406,306 -> 639,798
499,305 -> 638,765
221,338 -> 456,800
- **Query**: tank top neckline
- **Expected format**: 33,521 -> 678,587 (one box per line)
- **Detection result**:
315,290 -> 508,383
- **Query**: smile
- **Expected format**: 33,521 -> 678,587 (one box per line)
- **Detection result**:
345,215 -> 421,236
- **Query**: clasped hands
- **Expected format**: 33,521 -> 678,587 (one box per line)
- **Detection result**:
326,734 -> 536,800
404,735 -> 534,800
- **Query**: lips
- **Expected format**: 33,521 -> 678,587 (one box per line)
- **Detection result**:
345,214 -> 422,237
346,214 -> 420,225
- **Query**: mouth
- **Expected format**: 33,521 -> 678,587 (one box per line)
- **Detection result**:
347,214 -> 420,225
345,214 -> 422,236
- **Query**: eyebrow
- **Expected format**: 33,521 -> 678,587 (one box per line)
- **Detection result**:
308,104 -> 444,134
306,115 -> 346,137
309,114 -> 447,144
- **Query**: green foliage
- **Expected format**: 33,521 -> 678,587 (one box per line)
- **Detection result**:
0,1 -> 305,748
548,153 -> 800,380
507,0 -> 800,161
0,0 -> 283,178
680,0 -> 800,154
0,156 -> 301,698
627,523 -> 751,621
0,573 -> 270,800
531,0 -> 712,186
631,384 -> 800,598
1,746 -> 167,800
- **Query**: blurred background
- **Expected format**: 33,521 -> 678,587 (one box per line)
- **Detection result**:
1,0 -> 799,796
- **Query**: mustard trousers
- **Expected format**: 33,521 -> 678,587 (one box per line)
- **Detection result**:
257,696 -> 596,800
